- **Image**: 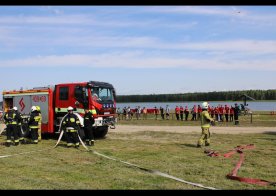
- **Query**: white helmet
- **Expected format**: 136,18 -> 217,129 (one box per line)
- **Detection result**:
67,106 -> 74,111
31,106 -> 37,112
202,102 -> 209,109
13,106 -> 18,111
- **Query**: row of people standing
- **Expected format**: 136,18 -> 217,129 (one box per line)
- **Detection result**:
2,105 -> 97,148
3,106 -> 42,146
117,104 -> 240,125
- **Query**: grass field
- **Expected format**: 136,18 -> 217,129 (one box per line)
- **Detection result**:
0,122 -> 276,189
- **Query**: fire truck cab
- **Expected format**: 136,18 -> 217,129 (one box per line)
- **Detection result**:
2,81 -> 117,138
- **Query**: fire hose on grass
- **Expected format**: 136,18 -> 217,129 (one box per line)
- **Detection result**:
53,114 -> 218,190
1,114 -> 218,190
204,144 -> 276,186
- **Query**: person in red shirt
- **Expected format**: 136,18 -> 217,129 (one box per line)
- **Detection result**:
191,105 -> 197,121
179,106 -> 184,121
230,105 -> 234,122
197,105 -> 202,121
214,107 -> 219,121
224,105 -> 230,122
219,105 -> 224,122
184,106 -> 189,121
210,106 -> 214,118
175,106 -> 180,120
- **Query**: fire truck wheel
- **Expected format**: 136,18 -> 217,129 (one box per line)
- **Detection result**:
94,126 -> 108,138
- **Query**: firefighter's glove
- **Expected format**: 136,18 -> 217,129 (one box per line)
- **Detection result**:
211,120 -> 216,126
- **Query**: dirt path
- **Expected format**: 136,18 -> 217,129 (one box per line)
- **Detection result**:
110,125 -> 276,134
1,123 -> 275,135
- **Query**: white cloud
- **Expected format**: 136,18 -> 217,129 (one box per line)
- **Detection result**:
0,13 -> 196,29
147,6 -> 276,26
147,6 -> 246,17
0,52 -> 275,71
2,27 -> 276,56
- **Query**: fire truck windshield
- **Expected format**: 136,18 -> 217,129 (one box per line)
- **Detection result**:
91,87 -> 114,103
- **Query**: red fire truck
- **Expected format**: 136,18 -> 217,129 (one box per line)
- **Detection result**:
2,81 -> 117,138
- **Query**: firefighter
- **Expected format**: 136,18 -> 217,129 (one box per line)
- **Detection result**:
62,106 -> 80,148
28,106 -> 41,144
234,103 -> 240,125
13,107 -> 25,144
4,107 -> 20,146
36,106 -> 42,141
197,102 -> 215,148
83,108 -> 95,146
91,106 -> 97,117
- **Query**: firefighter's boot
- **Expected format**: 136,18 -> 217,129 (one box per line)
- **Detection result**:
6,142 -> 11,147
196,144 -> 202,148
20,139 -> 26,144
75,143 -> 80,149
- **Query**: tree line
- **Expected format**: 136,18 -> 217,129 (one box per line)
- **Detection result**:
116,89 -> 276,102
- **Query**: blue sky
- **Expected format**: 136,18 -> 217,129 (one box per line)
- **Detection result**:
1,6 -> 276,100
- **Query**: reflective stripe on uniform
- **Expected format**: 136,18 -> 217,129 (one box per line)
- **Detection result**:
55,107 -> 85,114
92,109 -> 97,115
34,116 -> 41,122
66,129 -> 77,133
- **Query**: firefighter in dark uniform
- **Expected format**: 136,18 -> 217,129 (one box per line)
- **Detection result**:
234,103 -> 240,125
13,107 -> 25,144
28,106 -> 41,144
84,108 -> 95,146
62,106 -> 80,148
4,107 -> 20,147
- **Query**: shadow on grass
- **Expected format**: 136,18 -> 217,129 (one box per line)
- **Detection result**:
55,143 -> 69,148
179,143 -> 198,148
263,131 -> 276,136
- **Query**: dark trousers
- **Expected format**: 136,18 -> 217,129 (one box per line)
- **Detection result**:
225,114 -> 229,122
30,128 -> 39,143
191,113 -> 196,120
185,112 -> 189,121
66,131 -> 79,146
234,114 -> 239,125
176,113 -> 179,120
84,126 -> 94,141
6,124 -> 19,143
180,112 -> 184,121
161,113 -> 164,120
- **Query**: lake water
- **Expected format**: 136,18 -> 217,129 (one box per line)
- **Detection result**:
116,101 -> 276,111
